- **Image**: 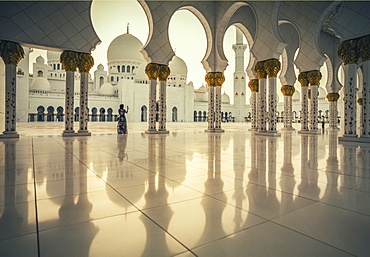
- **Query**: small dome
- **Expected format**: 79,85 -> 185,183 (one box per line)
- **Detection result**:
30,77 -> 51,91
202,92 -> 208,102
99,83 -> 115,95
135,62 -> 147,80
107,33 -> 145,63
111,66 -> 118,74
47,51 -> 61,61
36,55 -> 45,64
97,64 -> 104,71
222,92 -> 230,104
169,56 -> 187,77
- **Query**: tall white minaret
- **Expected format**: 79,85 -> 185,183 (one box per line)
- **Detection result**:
232,27 -> 247,122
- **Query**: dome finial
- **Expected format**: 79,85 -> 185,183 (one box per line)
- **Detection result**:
127,22 -> 129,34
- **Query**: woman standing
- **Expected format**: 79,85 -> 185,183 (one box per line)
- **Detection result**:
117,104 -> 129,134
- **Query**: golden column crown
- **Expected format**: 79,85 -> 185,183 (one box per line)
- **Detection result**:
358,35 -> 370,62
60,51 -> 79,72
281,85 -> 295,96
298,72 -> 309,87
307,70 -> 322,85
205,72 -> 225,87
158,64 -> 171,81
338,39 -> 359,65
264,58 -> 281,78
254,61 -> 267,79
248,79 -> 259,92
78,53 -> 94,73
0,41 -> 24,65
145,63 -> 160,80
357,98 -> 363,105
326,93 -> 340,102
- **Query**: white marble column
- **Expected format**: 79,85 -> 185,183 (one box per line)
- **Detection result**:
281,85 -> 295,131
248,79 -> 259,131
298,72 -> 309,133
255,61 -> 267,133
0,41 -> 24,138
326,93 -> 340,130
145,63 -> 159,134
61,51 -> 79,136
265,59 -> 281,135
205,72 -> 225,133
308,70 -> 322,134
158,65 -> 170,134
78,53 -> 94,136
338,39 -> 359,139
358,36 -> 370,138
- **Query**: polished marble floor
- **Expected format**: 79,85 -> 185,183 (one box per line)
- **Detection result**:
0,122 -> 369,256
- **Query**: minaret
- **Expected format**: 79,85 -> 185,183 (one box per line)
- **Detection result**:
232,27 -> 247,122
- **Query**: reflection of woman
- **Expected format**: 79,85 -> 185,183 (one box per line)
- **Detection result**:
117,104 -> 129,134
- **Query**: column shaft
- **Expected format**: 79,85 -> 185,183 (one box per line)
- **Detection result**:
343,64 -> 357,137
258,79 -> 267,132
251,92 -> 258,130
64,71 -> 75,133
268,77 -> 277,132
329,101 -> 339,129
158,80 -> 166,131
208,86 -> 215,130
148,80 -> 157,131
4,65 -> 17,134
309,85 -> 319,132
362,60 -> 370,137
215,86 -> 222,130
79,72 -> 89,133
283,96 -> 293,130
300,86 -> 309,131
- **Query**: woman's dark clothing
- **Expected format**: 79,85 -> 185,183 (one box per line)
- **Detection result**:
117,108 -> 128,134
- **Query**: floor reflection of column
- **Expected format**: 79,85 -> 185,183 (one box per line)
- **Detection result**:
267,137 -> 279,212
324,131 -> 339,198
341,142 -> 357,190
357,145 -> 370,192
233,132 -> 246,231
298,135 -> 309,198
141,135 -> 173,256
307,136 -> 320,199
280,132 -> 296,211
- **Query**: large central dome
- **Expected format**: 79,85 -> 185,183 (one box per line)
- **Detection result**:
107,33 -> 145,63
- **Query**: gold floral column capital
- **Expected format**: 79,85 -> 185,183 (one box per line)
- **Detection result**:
60,51 -> 79,72
338,39 -> 359,65
254,61 -> 267,79
298,72 -> 309,87
281,85 -> 295,96
0,41 -> 24,65
326,93 -> 340,102
264,58 -> 281,78
205,72 -> 225,87
158,64 -> 171,81
357,98 -> 363,105
78,53 -> 94,73
248,79 -> 259,92
307,70 -> 322,85
145,63 -> 160,80
358,35 -> 370,62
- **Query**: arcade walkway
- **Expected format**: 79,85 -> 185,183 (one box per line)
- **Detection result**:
0,123 -> 369,256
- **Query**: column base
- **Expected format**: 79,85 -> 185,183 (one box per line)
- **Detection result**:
298,129 -> 310,134
77,130 -> 91,136
306,129 -> 321,135
62,131 -> 76,137
281,127 -> 295,132
266,131 -> 281,137
0,131 -> 19,139
145,129 -> 169,134
205,128 -> 225,133
248,128 -> 258,131
339,136 -> 370,144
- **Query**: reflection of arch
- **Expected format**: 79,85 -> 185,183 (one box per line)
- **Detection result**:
141,105 -> 147,122
194,110 -> 197,122
99,108 -> 105,121
57,106 -> 63,122
172,107 -> 178,122
37,106 -> 45,121
47,106 -> 54,122
74,107 -> 79,121
92,107 -> 98,122
107,108 -> 113,122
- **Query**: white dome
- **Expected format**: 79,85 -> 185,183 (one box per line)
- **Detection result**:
30,77 -> 50,91
169,56 -> 187,77
222,92 -> 230,104
202,92 -> 208,102
107,33 -> 145,63
97,64 -> 104,71
135,62 -> 147,80
36,55 -> 45,64
99,83 -> 115,95
47,51 -> 61,61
